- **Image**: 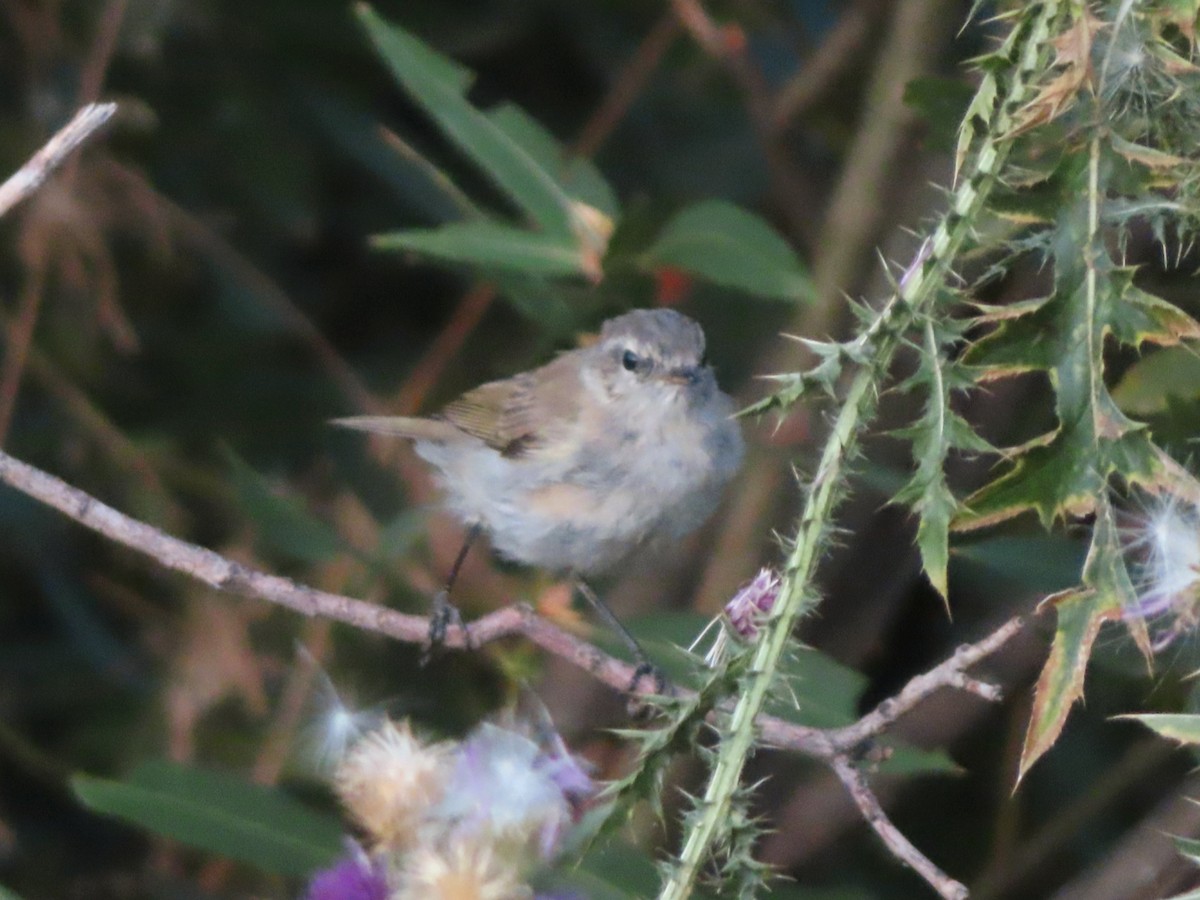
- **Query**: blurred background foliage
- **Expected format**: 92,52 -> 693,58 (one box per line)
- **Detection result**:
2,0 -> 1200,898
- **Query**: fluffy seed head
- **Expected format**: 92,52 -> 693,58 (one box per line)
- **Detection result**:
1123,493 -> 1200,648
334,720 -> 452,850
394,838 -> 532,900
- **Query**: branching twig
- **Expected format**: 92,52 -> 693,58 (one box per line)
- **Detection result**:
0,438 -> 1028,895
571,11 -> 680,160
831,755 -> 969,900
0,87 -> 1033,900
0,442 -> 1022,757
824,617 -> 1022,752
0,103 -> 116,218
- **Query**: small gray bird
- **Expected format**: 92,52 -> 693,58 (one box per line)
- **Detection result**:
334,308 -> 744,657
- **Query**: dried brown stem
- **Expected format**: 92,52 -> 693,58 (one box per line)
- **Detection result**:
770,2 -> 876,130
831,755 -> 969,900
572,12 -> 681,159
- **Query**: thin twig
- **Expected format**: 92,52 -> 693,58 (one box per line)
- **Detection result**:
831,755 -> 969,900
0,103 -> 117,219
0,444 -> 1020,762
571,11 -> 681,159
770,2 -> 876,131
823,617 -> 1023,752
668,0 -> 818,248
0,441 -> 1027,897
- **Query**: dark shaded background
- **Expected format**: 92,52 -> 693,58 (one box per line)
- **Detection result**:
1,1 -> 1199,898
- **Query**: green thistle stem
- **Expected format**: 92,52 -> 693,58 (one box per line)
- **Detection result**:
659,3 -> 1066,897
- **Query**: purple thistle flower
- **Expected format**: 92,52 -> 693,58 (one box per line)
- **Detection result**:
724,568 -> 782,642
304,851 -> 388,900
436,723 -> 575,859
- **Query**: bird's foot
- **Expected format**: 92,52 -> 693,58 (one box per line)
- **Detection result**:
422,590 -> 469,665
627,660 -> 673,703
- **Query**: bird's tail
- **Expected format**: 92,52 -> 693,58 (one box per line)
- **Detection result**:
329,415 -> 461,443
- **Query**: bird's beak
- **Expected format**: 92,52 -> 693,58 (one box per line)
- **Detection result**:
664,365 -> 703,386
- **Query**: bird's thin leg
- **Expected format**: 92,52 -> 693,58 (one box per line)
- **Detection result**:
424,522 -> 482,664
575,578 -> 668,695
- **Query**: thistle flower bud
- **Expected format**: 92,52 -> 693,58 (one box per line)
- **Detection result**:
724,568 -> 782,642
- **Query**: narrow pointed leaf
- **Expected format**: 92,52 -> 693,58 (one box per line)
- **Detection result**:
1121,713 -> 1200,744
72,761 -> 342,876
488,104 -> 619,219
640,200 -> 812,302
1018,589 -> 1117,781
374,221 -> 585,276
914,479 -> 955,599
1019,504 -> 1132,780
356,6 -> 575,235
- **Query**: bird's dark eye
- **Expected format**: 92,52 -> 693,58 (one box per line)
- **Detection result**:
622,349 -> 640,372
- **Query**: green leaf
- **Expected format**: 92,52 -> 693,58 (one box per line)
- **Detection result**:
893,322 -> 996,602
488,104 -> 619,220
72,761 -> 343,876
1121,713 -> 1200,744
640,200 -> 811,302
1018,590 -> 1115,782
954,535 -> 1086,593
1017,503 -> 1132,781
959,260 -> 1199,530
914,480 -> 955,601
876,742 -> 961,776
770,645 -> 868,730
0,885 -> 23,900
568,840 -> 663,899
373,221 -> 586,277
1112,345 -> 1200,415
356,5 -> 576,236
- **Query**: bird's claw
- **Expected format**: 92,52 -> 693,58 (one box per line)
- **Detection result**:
422,590 -> 468,665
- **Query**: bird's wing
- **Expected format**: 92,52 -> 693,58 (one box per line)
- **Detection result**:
334,354 -> 587,458
442,355 -> 585,458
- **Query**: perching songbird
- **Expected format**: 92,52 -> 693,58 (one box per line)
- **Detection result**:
335,308 -> 745,663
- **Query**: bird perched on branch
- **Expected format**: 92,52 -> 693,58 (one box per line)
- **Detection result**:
335,307 -> 744,668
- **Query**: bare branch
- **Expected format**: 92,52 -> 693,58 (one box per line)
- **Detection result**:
0,440 -> 1028,896
826,616 -> 1024,752
0,103 -> 117,219
831,755 -> 969,900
